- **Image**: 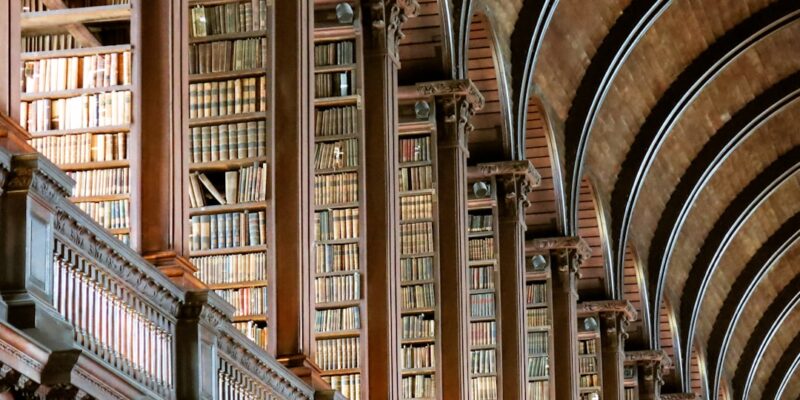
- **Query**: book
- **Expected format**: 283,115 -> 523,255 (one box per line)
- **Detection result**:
198,173 -> 227,205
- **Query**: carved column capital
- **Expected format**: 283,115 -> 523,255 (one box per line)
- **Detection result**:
470,160 -> 541,214
527,236 -> 592,274
627,350 -> 672,388
660,393 -> 697,400
178,290 -> 234,329
370,0 -> 420,65
5,153 -> 73,204
579,300 -> 637,342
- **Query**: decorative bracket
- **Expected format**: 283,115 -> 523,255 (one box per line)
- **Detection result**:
370,0 -> 420,66
526,236 -> 592,273
473,160 -> 541,211
660,393 -> 698,400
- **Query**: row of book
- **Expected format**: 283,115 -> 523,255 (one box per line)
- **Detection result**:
400,257 -> 434,282
314,40 -> 355,67
189,211 -> 267,251
315,306 -> 361,332
528,331 -> 548,354
233,321 -> 267,349
21,0 -> 128,12
189,0 -> 268,38
315,243 -> 359,273
399,136 -> 431,163
187,163 -> 267,208
470,266 -> 495,290
314,172 -> 358,206
527,283 -> 547,304
189,121 -> 267,163
528,356 -> 548,378
327,374 -> 360,400
470,349 -> 496,374
77,200 -> 129,230
315,106 -> 358,136
400,344 -> 435,370
401,283 -> 435,310
625,387 -> 637,400
468,238 -> 495,261
31,132 -> 127,165
314,273 -> 361,303
21,52 -> 132,93
399,165 -> 433,192
315,208 -> 359,240
21,91 -> 132,132
214,286 -> 268,316
470,293 -> 496,318
468,214 -> 493,233
527,381 -> 549,400
400,222 -> 434,255
188,77 -> 267,119
578,339 -> 598,355
67,167 -> 129,197
21,34 -> 77,52
401,315 -> 435,340
315,138 -> 358,170
189,38 -> 267,75
470,377 -> 498,400
400,193 -> 432,221
316,337 -> 360,370
401,375 -> 435,399
578,357 -> 597,374
470,321 -> 496,347
527,308 -> 548,327
193,253 -> 268,285
579,374 -> 599,388
315,71 -> 352,98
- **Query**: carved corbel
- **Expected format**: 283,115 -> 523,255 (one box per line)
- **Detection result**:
5,153 -> 73,205
579,300 -> 638,344
179,290 -> 234,329
527,236 -> 592,274
660,393 -> 697,400
370,0 -> 420,65
474,160 -> 541,212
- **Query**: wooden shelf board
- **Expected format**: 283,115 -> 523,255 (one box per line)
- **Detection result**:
527,375 -> 550,382
21,44 -> 131,61
22,4 -> 132,32
399,252 -> 435,259
526,302 -> 549,308
315,165 -> 359,175
319,368 -> 360,377
467,199 -> 496,209
469,344 -> 497,351
469,287 -> 496,295
58,159 -> 129,171
468,231 -> 494,238
70,193 -> 129,203
190,68 -> 267,83
314,133 -> 359,142
314,202 -> 360,211
189,245 -> 268,257
208,280 -> 269,290
314,300 -> 361,310
314,238 -> 359,245
30,124 -> 131,137
527,352 -> 549,358
399,160 -> 432,168
189,30 -> 269,44
469,373 -> 497,378
314,330 -> 361,339
526,326 -> 551,332
189,156 -> 268,172
400,188 -> 435,196
526,269 -> 551,280
314,63 -> 357,73
314,25 -> 357,41
398,121 -> 435,135
189,201 -> 266,216
401,368 -> 436,377
400,279 -> 435,287
21,85 -> 132,101
314,269 -> 361,278
401,307 -> 435,315
189,112 -> 268,127
470,316 -> 496,322
468,259 -> 497,267
314,95 -> 360,107
400,337 -> 435,345
231,314 -> 268,323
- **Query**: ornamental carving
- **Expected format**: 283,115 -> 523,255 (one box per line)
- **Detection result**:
661,394 -> 697,400
416,80 -> 485,111
577,300 -> 638,322
527,236 -> 592,272
371,0 -> 419,63
5,154 -> 72,204
477,161 -> 541,211
625,349 -> 673,370
179,291 -> 233,328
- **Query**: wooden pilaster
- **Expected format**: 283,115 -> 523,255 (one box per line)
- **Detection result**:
528,236 -> 592,400
0,0 -> 20,121
580,300 -> 638,400
417,79 -> 483,400
626,350 -> 672,400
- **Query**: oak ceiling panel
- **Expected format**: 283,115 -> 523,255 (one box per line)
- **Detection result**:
533,0 -> 631,121
467,14 -> 506,161
690,349 -> 704,398
525,100 -> 560,233
577,178 -> 607,298
715,242 -> 800,388
622,245 -> 648,344
628,20 -> 800,271
662,104 -> 800,314
584,0 -> 775,212
398,0 -> 446,81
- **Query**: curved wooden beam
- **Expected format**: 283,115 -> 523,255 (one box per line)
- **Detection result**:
732,274 -> 800,399
510,0 -> 559,160
563,0 -> 670,235
648,72 -> 800,348
706,202 -> 800,398
609,1 -> 800,294
762,330 -> 800,400
679,155 -> 800,386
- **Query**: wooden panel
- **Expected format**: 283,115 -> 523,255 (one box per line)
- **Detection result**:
690,349 -> 704,398
466,13 -> 505,162
576,178 -> 606,298
525,100 -> 560,234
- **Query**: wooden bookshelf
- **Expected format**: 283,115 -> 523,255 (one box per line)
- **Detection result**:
525,253 -> 554,400
397,98 -> 440,400
21,0 -> 136,247
623,364 -> 638,400
466,178 -> 501,399
311,2 -> 365,399
184,0 -> 273,351
578,315 -> 603,400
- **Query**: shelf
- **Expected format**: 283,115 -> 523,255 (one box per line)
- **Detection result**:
470,316 -> 496,322
189,112 -> 268,127
398,121 -> 435,135
401,307 -> 435,315
231,314 -> 268,323
314,95 -> 360,107
526,302 -> 549,308
399,217 -> 434,225
401,368 -> 436,377
314,238 -> 360,245
528,375 -> 550,382
190,68 -> 267,83
314,165 -> 359,175
469,373 -> 497,378
314,300 -> 361,310
20,85 -> 132,101
401,337 -> 435,345
313,25 -> 358,41
189,245 -> 268,257
399,160 -> 432,168
189,201 -> 266,216
468,231 -> 494,238
527,326 -> 551,332
527,352 -> 549,358
314,202 -> 360,211
70,194 -> 129,203
314,63 -> 357,73
400,252 -> 436,259
314,269 -> 361,278
58,159 -> 129,171
314,330 -> 361,339
30,125 -> 131,137
319,368 -> 360,377
21,44 -> 131,61
526,269 -> 551,280
470,344 -> 497,351
400,188 -> 436,196
400,279 -> 435,287
469,288 -> 496,295
468,259 -> 497,267
21,4 -> 132,32
189,156 -> 268,172
208,280 -> 269,290
314,133 -> 359,142
189,30 -> 269,44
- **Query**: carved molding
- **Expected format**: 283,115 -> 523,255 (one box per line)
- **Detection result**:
527,236 -> 592,272
72,366 -> 125,400
179,291 -> 234,328
476,161 -> 542,210
626,350 -> 673,369
6,153 -> 73,204
370,0 -> 419,63
415,80 -> 485,112
578,300 -> 638,322
660,394 -> 697,400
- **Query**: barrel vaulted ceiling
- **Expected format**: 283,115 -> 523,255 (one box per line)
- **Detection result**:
397,0 -> 800,398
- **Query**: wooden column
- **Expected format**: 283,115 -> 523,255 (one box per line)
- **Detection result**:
626,350 -> 672,400
0,0 -> 20,120
471,160 -> 541,399
417,80 -> 483,400
360,2 -> 419,396
580,300 -> 637,400
528,237 -> 591,400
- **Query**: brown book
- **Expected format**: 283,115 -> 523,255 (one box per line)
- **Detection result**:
198,173 -> 227,205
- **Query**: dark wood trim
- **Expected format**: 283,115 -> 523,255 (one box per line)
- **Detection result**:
762,331 -> 800,400
648,71 -> 800,349
705,207 -> 800,399
609,1 -> 800,300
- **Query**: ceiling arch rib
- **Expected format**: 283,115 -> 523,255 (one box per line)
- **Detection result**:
706,207 -> 800,398
732,274 -> 800,399
608,1 -> 800,282
679,153 -> 800,381
762,328 -> 800,399
647,72 -> 800,343
563,0 -> 671,236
